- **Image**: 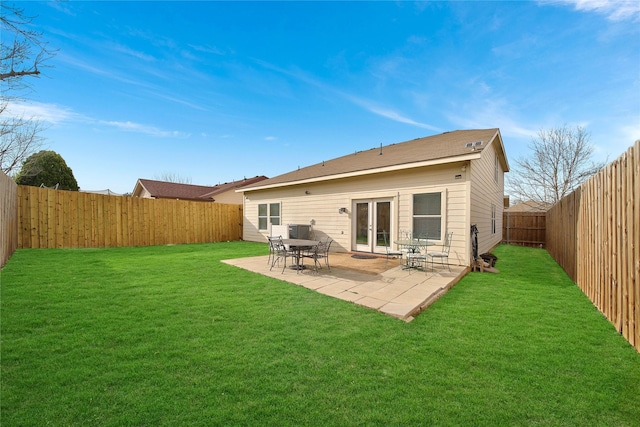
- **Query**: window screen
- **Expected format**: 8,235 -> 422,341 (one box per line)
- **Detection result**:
412,193 -> 442,240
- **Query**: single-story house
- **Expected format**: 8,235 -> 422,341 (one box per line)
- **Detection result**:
132,176 -> 268,204
239,129 -> 509,266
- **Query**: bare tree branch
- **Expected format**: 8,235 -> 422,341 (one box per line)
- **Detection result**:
506,125 -> 605,206
1,4 -> 55,175
155,172 -> 193,184
0,69 -> 41,80
0,101 -> 45,175
1,3 -> 56,93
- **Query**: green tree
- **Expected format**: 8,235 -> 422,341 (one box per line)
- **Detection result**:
15,150 -> 78,190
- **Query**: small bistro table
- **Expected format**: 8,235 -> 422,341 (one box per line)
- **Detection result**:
394,238 -> 436,270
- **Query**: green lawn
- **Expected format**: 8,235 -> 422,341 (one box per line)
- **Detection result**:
1,243 -> 639,426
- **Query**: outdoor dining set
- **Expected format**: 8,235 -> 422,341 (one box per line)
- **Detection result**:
385,230 -> 453,272
267,230 -> 453,274
267,236 -> 333,274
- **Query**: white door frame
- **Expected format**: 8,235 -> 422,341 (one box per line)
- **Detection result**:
352,198 -> 394,253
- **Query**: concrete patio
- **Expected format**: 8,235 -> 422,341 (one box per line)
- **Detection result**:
222,253 -> 468,321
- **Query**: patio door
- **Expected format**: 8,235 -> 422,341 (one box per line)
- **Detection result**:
353,199 -> 393,253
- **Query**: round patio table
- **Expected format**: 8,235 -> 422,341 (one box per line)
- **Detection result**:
282,238 -> 320,270
394,239 -> 435,269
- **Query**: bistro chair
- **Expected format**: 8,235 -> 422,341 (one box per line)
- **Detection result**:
302,238 -> 332,273
398,230 -> 413,259
267,235 -> 282,265
318,238 -> 333,271
270,236 -> 295,273
427,232 -> 453,271
381,230 -> 403,262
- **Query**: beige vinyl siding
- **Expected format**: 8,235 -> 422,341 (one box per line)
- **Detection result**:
212,190 -> 244,205
243,162 -> 472,264
469,140 -> 505,255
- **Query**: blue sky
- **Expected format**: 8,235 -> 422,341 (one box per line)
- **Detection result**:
6,1 -> 640,194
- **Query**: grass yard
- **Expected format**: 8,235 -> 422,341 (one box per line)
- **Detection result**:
1,243 -> 639,426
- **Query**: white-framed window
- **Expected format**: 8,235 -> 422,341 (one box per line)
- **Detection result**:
491,204 -> 497,235
494,152 -> 499,182
412,192 -> 442,240
258,202 -> 281,230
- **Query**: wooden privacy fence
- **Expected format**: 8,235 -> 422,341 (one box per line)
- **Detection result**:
547,141 -> 639,353
1,172 -> 18,268
17,185 -> 243,249
502,212 -> 546,247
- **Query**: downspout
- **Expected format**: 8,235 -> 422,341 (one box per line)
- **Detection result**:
396,191 -> 400,246
465,163 -> 472,266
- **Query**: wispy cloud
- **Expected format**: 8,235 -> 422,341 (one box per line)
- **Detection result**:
99,121 -> 190,138
107,42 -> 156,62
446,98 -> 537,140
343,94 -> 441,131
188,44 -> 227,56
545,0 -> 640,22
620,124 -> 640,145
491,36 -> 540,58
3,101 -> 82,124
47,1 -> 75,16
4,100 -> 189,138
57,52 -> 154,88
146,91 -> 209,111
253,59 -> 440,131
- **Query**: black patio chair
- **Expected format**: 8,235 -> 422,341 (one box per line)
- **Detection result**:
302,238 -> 332,273
270,236 -> 295,273
267,235 -> 282,265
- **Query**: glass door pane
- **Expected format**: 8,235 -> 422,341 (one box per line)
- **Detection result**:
356,202 -> 369,246
375,201 -> 391,248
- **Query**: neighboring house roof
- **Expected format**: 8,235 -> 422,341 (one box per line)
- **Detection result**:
133,176 -> 268,201
199,176 -> 268,199
506,201 -> 551,213
80,189 -> 123,196
241,129 -> 509,191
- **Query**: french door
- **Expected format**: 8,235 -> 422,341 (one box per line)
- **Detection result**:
353,198 -> 393,253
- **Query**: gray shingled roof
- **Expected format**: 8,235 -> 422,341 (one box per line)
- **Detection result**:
242,129 -> 503,190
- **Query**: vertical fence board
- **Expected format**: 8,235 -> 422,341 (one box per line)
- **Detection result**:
616,159 -> 623,331
17,184 -> 26,249
630,142 -> 640,349
619,155 -> 628,336
0,171 -> 18,268
596,173 -> 604,311
606,161 -> 614,324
